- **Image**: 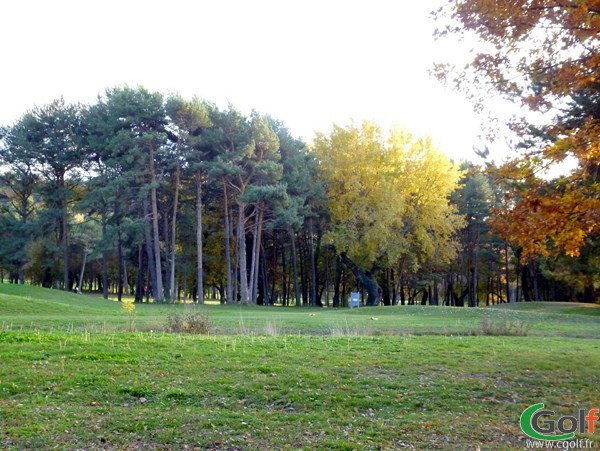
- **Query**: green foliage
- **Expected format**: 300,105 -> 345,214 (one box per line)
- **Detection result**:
1,87 -> 595,304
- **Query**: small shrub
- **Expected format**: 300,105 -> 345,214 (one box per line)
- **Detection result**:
263,321 -> 281,336
480,315 -> 528,336
166,313 -> 214,334
122,299 -> 136,332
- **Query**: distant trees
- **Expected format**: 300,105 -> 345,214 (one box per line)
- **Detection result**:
0,85 -> 596,303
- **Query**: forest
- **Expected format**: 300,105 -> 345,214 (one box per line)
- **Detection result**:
0,1 -> 598,306
0,85 -> 597,306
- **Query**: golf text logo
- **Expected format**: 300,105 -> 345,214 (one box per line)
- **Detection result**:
520,403 -> 599,441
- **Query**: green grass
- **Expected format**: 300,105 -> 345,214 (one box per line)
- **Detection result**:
0,284 -> 599,449
2,284 -> 599,338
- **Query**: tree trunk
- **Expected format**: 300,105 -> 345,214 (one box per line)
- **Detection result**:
123,254 -> 129,295
143,198 -> 158,301
223,184 -> 233,304
169,142 -> 182,303
57,173 -> 70,291
102,217 -> 109,300
250,207 -> 264,304
504,241 -> 511,303
340,253 -> 381,306
237,202 -> 250,304
432,279 -> 439,305
333,254 -> 342,308
530,260 -> 540,302
196,171 -> 204,304
308,218 -> 318,307
163,212 -> 170,300
148,142 -> 164,302
135,243 -> 144,302
270,234 -> 278,305
117,224 -> 123,302
289,228 -> 301,307
77,251 -> 87,294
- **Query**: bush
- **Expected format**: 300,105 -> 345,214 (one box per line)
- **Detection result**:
480,315 -> 528,336
166,313 -> 214,334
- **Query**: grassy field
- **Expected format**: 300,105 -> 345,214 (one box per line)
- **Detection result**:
0,284 -> 599,450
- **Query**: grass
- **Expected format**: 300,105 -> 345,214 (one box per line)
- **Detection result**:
0,284 -> 599,449
2,284 -> 600,338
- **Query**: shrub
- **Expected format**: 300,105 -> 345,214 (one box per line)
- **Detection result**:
166,313 -> 214,334
480,315 -> 528,336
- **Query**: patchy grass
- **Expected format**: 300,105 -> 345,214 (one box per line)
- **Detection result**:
0,284 -> 599,449
1,332 -> 599,450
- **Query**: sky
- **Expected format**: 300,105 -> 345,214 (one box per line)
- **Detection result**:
1,0 -> 486,161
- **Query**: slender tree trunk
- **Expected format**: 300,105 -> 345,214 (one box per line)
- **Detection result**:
333,254 -> 342,308
135,243 -> 144,302
196,171 -> 204,304
289,228 -> 301,307
521,263 -> 531,302
117,224 -> 123,302
298,233 -> 308,306
270,234 -> 277,305
59,174 -> 70,291
308,217 -> 318,307
163,212 -> 170,300
237,202 -> 249,304
102,217 -> 108,300
148,142 -> 164,302
250,207 -> 264,304
399,268 -> 406,305
123,254 -> 129,295
18,191 -> 30,284
169,144 -> 182,303
281,236 -> 288,306
531,260 -> 540,302
143,198 -> 158,300
504,241 -> 511,303
223,184 -> 233,303
77,251 -> 87,294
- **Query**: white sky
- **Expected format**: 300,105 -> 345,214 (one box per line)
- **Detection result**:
1,0 -> 486,161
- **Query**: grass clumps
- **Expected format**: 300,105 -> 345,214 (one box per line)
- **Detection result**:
166,312 -> 214,334
479,314 -> 528,336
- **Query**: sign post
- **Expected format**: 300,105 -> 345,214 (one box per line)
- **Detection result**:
349,291 -> 360,308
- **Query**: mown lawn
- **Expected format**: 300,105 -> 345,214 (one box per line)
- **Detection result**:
0,284 -> 599,450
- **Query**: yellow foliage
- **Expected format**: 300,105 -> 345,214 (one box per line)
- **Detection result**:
122,298 -> 136,315
312,121 -> 464,271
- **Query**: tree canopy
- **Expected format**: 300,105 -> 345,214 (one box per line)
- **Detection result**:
436,0 -> 600,262
0,82 -> 598,304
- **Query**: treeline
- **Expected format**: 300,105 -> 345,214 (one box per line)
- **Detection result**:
0,86 -> 595,305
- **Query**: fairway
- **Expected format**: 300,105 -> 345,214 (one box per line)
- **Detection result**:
1,285 -> 599,450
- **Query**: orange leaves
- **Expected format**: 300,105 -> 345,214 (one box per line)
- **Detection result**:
437,0 -> 600,111
490,183 -> 600,262
438,0 -> 600,262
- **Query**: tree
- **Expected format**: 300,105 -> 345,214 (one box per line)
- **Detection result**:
165,95 -> 212,303
6,99 -> 87,290
207,109 -> 284,304
0,126 -> 37,283
87,86 -> 167,302
313,122 -> 464,306
435,0 -> 600,262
